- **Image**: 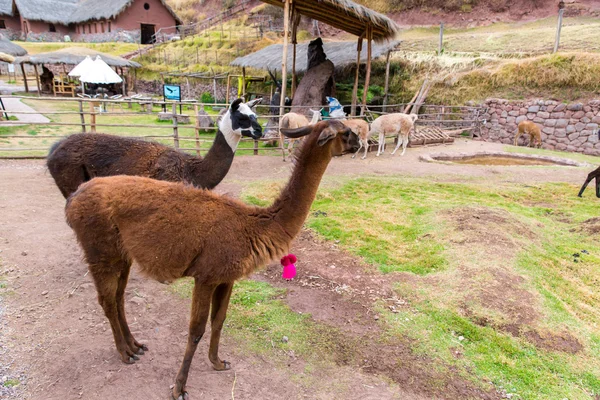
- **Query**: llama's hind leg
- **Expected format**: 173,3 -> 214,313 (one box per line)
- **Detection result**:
391,134 -> 403,155
173,281 -> 214,400
376,133 -> 384,156
352,138 -> 363,159
115,261 -> 148,356
208,282 -> 234,371
91,265 -> 138,364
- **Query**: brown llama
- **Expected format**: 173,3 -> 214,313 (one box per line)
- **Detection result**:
578,165 -> 600,198
343,118 -> 370,160
513,120 -> 542,148
64,120 -> 358,400
47,98 -> 262,198
279,109 -> 321,161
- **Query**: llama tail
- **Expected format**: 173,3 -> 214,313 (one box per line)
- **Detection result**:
410,114 -> 419,122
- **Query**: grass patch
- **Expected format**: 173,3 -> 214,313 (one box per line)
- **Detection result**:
241,174 -> 600,397
504,145 -> 600,165
2,379 -> 19,388
169,278 -> 359,366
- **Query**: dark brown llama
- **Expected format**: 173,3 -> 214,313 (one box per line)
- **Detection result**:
578,165 -> 600,198
64,120 -> 358,400
47,98 -> 262,198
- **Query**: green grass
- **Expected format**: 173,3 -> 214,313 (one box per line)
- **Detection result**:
240,175 -> 600,399
169,279 -> 358,367
505,145 -> 600,166
0,98 -> 279,158
17,42 -> 140,56
2,379 -> 19,388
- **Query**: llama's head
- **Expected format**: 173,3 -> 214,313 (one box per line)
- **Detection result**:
219,98 -> 263,151
281,120 -> 359,157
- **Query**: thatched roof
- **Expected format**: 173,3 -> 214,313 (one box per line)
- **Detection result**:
231,40 -> 400,72
14,0 -> 182,25
0,36 -> 27,57
0,0 -> 14,15
14,47 -> 141,68
259,0 -> 399,41
70,0 -> 182,25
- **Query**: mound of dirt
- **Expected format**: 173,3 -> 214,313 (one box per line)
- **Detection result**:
524,329 -> 583,354
441,206 -> 536,253
577,217 -> 600,235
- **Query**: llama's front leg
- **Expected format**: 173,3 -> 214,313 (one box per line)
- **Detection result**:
596,176 -> 600,198
115,262 -> 148,356
401,136 -> 408,156
208,282 -> 234,371
280,134 -> 287,162
172,281 -> 214,400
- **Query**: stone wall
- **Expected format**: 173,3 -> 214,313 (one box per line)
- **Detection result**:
480,99 -> 600,156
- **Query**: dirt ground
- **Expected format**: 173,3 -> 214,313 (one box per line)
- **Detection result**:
0,140 -> 595,400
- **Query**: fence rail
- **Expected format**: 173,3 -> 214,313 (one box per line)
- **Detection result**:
0,96 -> 483,159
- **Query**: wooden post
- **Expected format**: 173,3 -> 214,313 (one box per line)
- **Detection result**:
290,10 -> 300,99
226,74 -> 231,103
33,65 -> 41,96
279,0 -> 291,159
553,9 -> 564,54
212,77 -> 217,102
79,99 -> 86,133
253,138 -> 258,155
20,64 -> 28,93
120,67 -> 126,95
350,35 -> 363,116
193,103 -> 201,156
438,22 -> 444,55
242,67 -> 246,99
172,103 -> 179,148
89,101 -> 96,133
383,50 -> 391,112
360,25 -> 373,116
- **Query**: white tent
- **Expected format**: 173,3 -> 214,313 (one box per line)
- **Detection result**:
68,55 -> 94,77
79,56 -> 122,84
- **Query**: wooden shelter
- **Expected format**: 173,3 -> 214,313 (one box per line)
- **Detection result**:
13,47 -> 140,95
257,0 -> 399,116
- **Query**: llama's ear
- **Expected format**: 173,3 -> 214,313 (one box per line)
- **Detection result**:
281,125 -> 313,139
317,127 -> 337,146
246,98 -> 262,109
230,98 -> 243,112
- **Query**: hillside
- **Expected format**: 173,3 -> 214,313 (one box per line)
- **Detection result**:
140,1 -> 600,106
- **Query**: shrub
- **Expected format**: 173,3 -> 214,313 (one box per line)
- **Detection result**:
201,92 -> 215,104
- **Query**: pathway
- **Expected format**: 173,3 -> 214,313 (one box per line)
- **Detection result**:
1,97 -> 49,124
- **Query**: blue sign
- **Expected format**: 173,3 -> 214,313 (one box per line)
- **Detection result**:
163,84 -> 181,101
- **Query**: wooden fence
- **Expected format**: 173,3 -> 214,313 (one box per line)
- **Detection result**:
0,96 -> 483,159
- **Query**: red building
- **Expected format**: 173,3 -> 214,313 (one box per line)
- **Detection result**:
0,0 -> 181,43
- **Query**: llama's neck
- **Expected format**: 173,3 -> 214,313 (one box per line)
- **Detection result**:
268,141 -> 331,239
185,130 -> 235,190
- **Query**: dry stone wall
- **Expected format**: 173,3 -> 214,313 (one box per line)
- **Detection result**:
480,99 -> 600,156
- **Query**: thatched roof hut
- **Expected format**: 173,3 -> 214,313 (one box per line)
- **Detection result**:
232,40 -> 400,73
0,0 -> 14,16
13,0 -> 182,25
0,36 -> 27,57
259,0 -> 399,41
14,47 -> 141,68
